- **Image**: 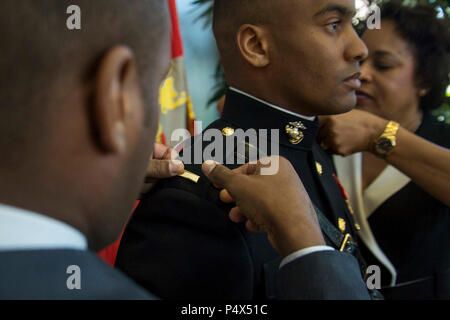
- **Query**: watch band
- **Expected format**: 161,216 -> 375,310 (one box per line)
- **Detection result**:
381,121 -> 400,139
374,120 -> 400,157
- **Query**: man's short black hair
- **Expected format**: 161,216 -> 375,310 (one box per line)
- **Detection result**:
212,0 -> 284,81
377,3 -> 450,111
213,0 -> 275,26
0,0 -> 168,157
212,0 -> 280,44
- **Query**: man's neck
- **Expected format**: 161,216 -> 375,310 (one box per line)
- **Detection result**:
0,176 -> 91,249
228,87 -> 316,121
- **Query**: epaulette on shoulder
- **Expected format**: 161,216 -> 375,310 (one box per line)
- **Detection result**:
142,166 -> 229,210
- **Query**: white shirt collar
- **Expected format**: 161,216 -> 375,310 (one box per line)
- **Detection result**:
229,87 -> 316,121
0,203 -> 87,252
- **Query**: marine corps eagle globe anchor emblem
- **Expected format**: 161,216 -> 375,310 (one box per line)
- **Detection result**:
285,121 -> 307,145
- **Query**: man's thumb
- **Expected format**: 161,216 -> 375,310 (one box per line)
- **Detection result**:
202,160 -> 234,189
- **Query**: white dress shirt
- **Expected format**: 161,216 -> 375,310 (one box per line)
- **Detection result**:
0,203 -> 87,252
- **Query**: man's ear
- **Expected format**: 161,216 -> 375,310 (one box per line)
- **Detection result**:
236,24 -> 270,68
93,46 -> 143,154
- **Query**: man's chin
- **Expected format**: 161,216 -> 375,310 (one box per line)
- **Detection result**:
322,98 -> 356,115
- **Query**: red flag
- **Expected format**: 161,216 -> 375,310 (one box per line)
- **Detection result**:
158,0 -> 196,145
98,0 -> 194,266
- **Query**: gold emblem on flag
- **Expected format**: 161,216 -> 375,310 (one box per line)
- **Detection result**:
159,59 -> 193,117
159,77 -> 190,115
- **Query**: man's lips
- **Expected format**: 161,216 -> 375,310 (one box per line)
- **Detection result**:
356,90 -> 374,101
343,72 -> 362,90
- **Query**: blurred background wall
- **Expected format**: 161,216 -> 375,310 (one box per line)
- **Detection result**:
176,0 -> 220,128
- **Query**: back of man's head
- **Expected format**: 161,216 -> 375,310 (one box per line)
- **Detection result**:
0,0 -> 167,154
0,0 -> 171,250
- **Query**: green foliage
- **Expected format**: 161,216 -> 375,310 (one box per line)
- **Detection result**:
192,0 -> 449,120
434,104 -> 450,123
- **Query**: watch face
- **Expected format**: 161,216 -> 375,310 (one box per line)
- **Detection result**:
376,137 -> 393,154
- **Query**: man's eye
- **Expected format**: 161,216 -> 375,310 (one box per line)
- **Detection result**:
326,21 -> 341,32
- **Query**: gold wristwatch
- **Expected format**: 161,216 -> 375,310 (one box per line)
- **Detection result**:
373,121 -> 400,157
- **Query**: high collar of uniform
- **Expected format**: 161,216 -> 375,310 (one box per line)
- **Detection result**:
221,88 -> 319,150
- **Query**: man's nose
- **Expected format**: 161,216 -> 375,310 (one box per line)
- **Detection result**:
359,61 -> 372,83
345,28 -> 369,63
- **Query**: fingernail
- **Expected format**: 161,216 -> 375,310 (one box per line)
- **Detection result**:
169,160 -> 184,175
203,160 -> 217,175
170,149 -> 180,160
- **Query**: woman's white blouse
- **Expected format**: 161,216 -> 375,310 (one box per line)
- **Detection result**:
333,153 -> 411,287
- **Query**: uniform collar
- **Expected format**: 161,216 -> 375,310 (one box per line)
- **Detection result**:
222,88 -> 319,150
229,87 -> 316,121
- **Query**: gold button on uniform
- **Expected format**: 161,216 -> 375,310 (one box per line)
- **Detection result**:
222,127 -> 235,136
315,162 -> 323,176
338,218 -> 346,233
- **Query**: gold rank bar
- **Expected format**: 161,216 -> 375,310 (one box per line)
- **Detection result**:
178,170 -> 200,183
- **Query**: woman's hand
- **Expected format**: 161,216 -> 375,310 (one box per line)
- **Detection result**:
319,110 -> 450,207
318,109 -> 387,156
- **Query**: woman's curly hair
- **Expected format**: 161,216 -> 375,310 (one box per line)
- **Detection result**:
377,2 -> 450,111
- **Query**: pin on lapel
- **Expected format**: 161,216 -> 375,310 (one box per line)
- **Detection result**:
285,121 -> 307,145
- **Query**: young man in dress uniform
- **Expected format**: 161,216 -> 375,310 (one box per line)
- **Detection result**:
116,0 -> 373,299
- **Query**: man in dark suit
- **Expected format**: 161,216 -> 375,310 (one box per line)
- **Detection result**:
0,0 -> 369,300
116,0 -> 373,300
0,0 -> 172,299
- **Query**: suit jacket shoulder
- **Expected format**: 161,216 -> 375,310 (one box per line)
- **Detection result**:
277,251 -> 371,300
0,249 -> 153,300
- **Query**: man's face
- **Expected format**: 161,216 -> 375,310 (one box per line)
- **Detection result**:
268,0 -> 368,116
356,20 -> 421,123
